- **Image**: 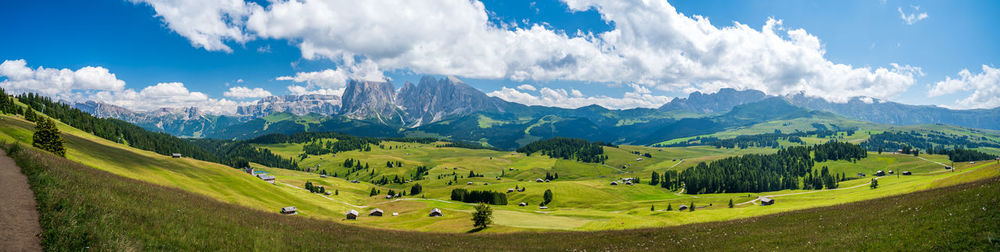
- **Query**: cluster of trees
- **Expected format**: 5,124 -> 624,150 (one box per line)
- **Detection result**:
438,141 -> 500,150
516,137 -> 611,163
942,148 -> 997,162
411,165 -> 430,180
631,151 -> 653,158
450,189 -> 508,205
544,172 -> 559,181
658,129 -> 842,149
656,170 -> 682,190
863,131 -> 1000,154
802,166 -> 844,190
250,132 -> 439,154
304,181 -> 326,194
813,141 -> 868,162
467,170 -> 485,178
386,160 -> 403,168
680,146 -> 813,194
410,183 -> 422,195
13,92 -> 218,162
372,175 -> 408,185
680,141 -> 869,194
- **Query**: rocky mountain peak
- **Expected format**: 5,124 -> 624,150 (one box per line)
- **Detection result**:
659,88 -> 769,114
340,79 -> 401,123
237,94 -> 341,117
396,76 -> 511,126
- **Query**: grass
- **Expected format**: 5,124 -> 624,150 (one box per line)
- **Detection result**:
7,142 -> 999,250
3,111 -> 999,234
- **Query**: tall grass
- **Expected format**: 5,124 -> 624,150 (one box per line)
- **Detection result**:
5,142 -> 999,250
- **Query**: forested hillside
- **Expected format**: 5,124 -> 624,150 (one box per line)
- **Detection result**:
5,91 -> 217,162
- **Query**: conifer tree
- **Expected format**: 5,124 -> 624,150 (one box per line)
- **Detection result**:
32,118 -> 65,157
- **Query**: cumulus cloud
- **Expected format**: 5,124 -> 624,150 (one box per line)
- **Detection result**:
488,84 -> 671,109
224,86 -> 272,99
287,85 -> 344,96
1,59 -> 243,114
130,0 -> 258,52
928,65 -> 1000,109
0,59 -> 125,99
276,59 -> 384,95
138,0 -> 922,106
93,82 -> 244,114
898,6 -> 928,25
516,84 -> 537,91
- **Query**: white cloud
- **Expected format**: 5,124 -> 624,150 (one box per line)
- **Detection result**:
488,84 -> 671,109
138,0 -> 923,106
130,0 -> 258,52
928,65 -> 1000,109
287,85 -> 344,96
0,59 -> 126,99
93,82 -> 244,114
224,86 -> 272,99
898,6 -> 928,25
0,59 -> 244,114
516,84 -> 537,91
276,59 -> 384,95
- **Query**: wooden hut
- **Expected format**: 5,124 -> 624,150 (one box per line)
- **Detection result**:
760,197 -> 774,206
346,209 -> 359,220
902,171 -> 912,175
677,205 -> 688,211
171,153 -> 182,158
429,208 -> 443,217
369,208 -> 384,216
280,206 -> 297,215
518,202 -> 527,206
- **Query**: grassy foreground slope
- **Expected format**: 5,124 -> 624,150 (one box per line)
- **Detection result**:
7,142 -> 999,250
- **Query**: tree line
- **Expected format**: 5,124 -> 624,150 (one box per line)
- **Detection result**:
679,141 -> 864,194
450,189 -> 508,205
9,91 -> 218,162
516,137 -> 613,163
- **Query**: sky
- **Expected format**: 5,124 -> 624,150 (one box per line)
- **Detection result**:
0,0 -> 998,114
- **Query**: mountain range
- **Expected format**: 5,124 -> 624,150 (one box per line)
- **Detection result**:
73,76 -> 1000,148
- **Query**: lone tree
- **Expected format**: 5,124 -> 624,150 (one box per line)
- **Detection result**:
689,202 -> 695,212
472,203 -> 493,229
33,118 -> 65,157
667,204 -> 672,211
728,199 -> 734,208
542,189 -> 553,205
870,178 -> 879,189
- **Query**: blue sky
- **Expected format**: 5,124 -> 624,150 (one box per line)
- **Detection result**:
1,0 -> 997,113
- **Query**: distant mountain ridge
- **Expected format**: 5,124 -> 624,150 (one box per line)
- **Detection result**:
74,77 -> 1000,145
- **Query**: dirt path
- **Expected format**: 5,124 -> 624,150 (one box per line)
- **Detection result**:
0,149 -> 43,251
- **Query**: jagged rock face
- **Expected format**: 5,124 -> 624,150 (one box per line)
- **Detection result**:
397,76 -> 510,126
73,101 -> 248,138
659,88 -> 768,114
339,79 -> 401,123
237,94 -> 341,117
74,101 -> 137,119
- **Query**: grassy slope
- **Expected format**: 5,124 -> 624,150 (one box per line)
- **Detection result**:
8,142 -> 999,250
4,112 -> 998,234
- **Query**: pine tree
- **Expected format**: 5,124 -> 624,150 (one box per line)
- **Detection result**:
472,203 -> 493,229
689,202 -> 695,212
728,199 -> 734,208
32,118 -> 65,157
667,204 -> 672,211
542,189 -> 553,205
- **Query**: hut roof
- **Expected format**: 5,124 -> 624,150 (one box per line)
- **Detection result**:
347,209 -> 359,216
760,197 -> 773,203
282,206 -> 297,212
370,208 -> 384,214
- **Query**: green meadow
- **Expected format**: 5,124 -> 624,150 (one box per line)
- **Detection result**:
4,111 -> 998,234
